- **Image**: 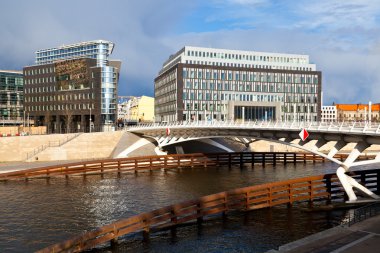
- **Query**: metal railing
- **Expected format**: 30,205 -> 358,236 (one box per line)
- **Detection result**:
345,202 -> 380,226
128,120 -> 380,135
26,133 -> 82,160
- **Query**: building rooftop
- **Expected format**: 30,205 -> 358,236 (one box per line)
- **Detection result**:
36,40 -> 114,54
0,70 -> 23,75
336,104 -> 380,111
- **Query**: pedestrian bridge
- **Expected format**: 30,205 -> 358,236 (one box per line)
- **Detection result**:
129,120 -> 380,202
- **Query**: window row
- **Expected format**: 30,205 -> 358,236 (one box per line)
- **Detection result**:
26,93 -> 94,102
183,69 -> 318,83
185,60 -> 313,71
26,103 -> 95,112
186,50 -> 308,64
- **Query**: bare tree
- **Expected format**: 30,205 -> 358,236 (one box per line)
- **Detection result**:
44,110 -> 51,134
63,104 -> 74,133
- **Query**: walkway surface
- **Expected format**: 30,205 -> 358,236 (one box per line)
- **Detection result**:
0,160 -> 86,174
269,214 -> 380,253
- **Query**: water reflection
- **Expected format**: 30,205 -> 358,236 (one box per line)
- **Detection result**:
0,162 -> 376,252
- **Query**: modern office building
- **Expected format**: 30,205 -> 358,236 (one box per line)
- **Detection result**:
336,103 -> 380,122
0,70 -> 24,125
24,40 -> 121,132
155,46 -> 321,122
321,105 -> 337,122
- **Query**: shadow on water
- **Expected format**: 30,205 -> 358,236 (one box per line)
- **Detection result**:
0,162 -> 377,252
89,203 -> 349,253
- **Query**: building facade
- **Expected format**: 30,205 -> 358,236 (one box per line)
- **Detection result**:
117,96 -> 155,124
321,105 -> 337,122
155,46 -> 321,122
336,103 -> 380,122
0,70 -> 24,125
24,40 -> 120,132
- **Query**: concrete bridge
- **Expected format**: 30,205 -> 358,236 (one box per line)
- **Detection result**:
129,120 -> 380,203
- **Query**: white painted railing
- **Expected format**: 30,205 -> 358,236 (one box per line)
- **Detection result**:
128,120 -> 380,135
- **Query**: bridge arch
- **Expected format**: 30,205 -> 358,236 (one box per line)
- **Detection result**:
129,121 -> 380,202
148,134 -> 343,165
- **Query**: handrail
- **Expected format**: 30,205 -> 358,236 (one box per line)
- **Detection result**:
25,133 -> 82,160
1,152 -> 373,181
37,168 -> 380,253
128,120 -> 380,136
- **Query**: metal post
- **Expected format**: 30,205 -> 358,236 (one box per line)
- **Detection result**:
242,106 -> 245,123
369,101 -> 372,125
89,107 -> 92,133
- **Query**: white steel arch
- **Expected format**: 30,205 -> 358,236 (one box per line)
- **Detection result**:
129,120 -> 380,202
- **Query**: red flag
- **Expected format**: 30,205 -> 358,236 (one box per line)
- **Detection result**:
299,128 -> 309,141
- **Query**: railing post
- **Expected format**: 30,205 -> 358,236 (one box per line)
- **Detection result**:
326,175 -> 332,204
118,160 -> 121,176
251,153 -> 255,168
361,173 -> 366,188
293,153 -> 296,164
223,192 -> 228,219
287,183 -> 293,207
111,225 -> 119,248
135,159 -> 138,174
273,153 -> 276,166
228,153 -> 232,169
142,219 -> 150,241
309,180 -> 313,205
284,153 -> 287,164
240,153 -> 243,169
377,171 -> 380,194
304,153 -> 306,164
197,203 -> 203,225
262,153 -> 265,167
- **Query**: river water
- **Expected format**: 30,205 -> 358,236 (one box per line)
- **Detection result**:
0,162 -> 376,252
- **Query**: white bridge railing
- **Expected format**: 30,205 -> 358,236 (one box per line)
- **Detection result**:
129,120 -> 380,135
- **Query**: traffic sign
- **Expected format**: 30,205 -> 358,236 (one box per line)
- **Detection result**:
299,128 -> 309,141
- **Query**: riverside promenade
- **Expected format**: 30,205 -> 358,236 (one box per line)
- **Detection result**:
270,214 -> 380,253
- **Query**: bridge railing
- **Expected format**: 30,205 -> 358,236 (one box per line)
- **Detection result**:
128,120 -> 380,135
36,168 -> 380,253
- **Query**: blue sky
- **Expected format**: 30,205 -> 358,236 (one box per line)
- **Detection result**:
1,0 -> 380,104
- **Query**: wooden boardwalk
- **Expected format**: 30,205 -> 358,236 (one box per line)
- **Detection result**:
0,152 -> 373,181
36,168 -> 380,253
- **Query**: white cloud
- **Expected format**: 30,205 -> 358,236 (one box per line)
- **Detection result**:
295,0 -> 380,30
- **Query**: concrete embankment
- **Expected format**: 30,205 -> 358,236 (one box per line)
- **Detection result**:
268,214 -> 380,253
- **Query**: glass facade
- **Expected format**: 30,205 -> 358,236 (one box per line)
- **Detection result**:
155,64 -> 321,122
234,106 -> 276,121
35,40 -> 114,67
0,71 -> 23,122
101,66 -> 118,123
27,40 -> 120,129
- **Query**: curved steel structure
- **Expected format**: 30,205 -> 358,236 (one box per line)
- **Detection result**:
129,120 -> 380,202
